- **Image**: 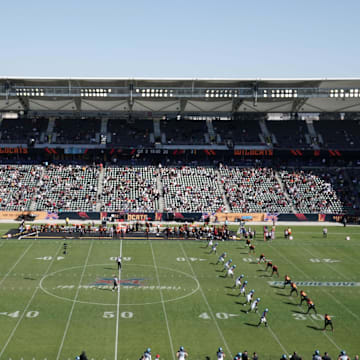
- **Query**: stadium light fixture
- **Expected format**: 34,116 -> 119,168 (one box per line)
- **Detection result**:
330,89 -> 360,98
271,89 -> 298,98
80,88 -> 112,97
16,88 -> 44,97
205,89 -> 238,98
136,88 -> 174,98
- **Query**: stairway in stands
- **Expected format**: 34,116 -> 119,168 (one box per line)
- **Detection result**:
157,171 -> 164,212
216,169 -> 231,212
95,165 -> 105,211
29,167 -> 46,211
274,171 -> 297,213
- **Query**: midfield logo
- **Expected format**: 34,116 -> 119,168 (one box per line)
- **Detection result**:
91,277 -> 145,287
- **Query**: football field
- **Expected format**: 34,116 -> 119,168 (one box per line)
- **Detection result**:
0,224 -> 359,360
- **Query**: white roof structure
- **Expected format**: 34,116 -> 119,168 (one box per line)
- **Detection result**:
1,77 -> 360,115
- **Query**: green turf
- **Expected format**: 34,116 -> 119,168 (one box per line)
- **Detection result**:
0,224 -> 359,360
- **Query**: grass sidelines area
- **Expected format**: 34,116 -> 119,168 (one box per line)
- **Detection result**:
0,223 -> 359,360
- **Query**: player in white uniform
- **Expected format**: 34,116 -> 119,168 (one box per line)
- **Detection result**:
210,242 -> 219,254
223,259 -> 232,271
176,346 -> 188,360
226,264 -> 236,278
216,252 -> 227,265
243,289 -> 255,306
233,274 -> 244,289
239,280 -> 248,296
207,238 -> 214,248
257,309 -> 268,327
337,351 -> 350,360
142,348 -> 152,360
246,297 -> 260,313
217,347 -> 225,360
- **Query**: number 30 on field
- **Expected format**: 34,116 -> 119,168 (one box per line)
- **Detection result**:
103,311 -> 133,319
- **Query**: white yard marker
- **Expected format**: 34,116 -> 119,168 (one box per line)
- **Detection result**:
179,242 -> 233,359
0,243 -> 62,359
114,239 -> 123,360
149,240 -> 175,360
0,243 -> 33,288
56,241 -> 94,360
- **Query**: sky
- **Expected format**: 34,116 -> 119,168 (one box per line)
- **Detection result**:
1,0 -> 360,78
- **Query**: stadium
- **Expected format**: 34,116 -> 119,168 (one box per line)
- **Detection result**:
0,75 -> 359,360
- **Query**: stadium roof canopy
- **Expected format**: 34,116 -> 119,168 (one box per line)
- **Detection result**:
1,77 -> 360,116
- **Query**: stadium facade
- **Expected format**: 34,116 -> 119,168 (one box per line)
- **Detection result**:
0,77 -> 359,223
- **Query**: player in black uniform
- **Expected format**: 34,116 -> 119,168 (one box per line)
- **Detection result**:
323,314 -> 334,332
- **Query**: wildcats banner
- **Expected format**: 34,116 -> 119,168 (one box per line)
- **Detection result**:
234,149 -> 273,156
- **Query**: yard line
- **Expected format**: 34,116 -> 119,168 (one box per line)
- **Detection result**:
268,244 -> 342,351
178,242 -> 233,359
114,239 -> 123,360
149,240 -> 175,360
0,243 -> 62,359
267,326 -> 289,355
56,241 -> 94,360
326,292 -> 359,320
301,246 -> 360,320
0,243 -> 33,288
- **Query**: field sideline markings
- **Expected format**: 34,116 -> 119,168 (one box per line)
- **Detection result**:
301,246 -> 359,320
267,326 -> 289,355
56,241 -> 94,360
269,244 -> 342,351
178,242 -> 233,359
114,239 -> 123,360
149,240 -> 175,360
0,243 -> 62,359
0,243 -> 33,288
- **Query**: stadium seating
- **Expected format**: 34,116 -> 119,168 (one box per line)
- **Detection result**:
0,163 -> 353,214
220,166 -> 292,213
266,120 -> 309,148
213,119 -> 263,145
279,169 -> 343,213
53,118 -> 101,144
313,120 -> 360,149
108,119 -> 153,146
161,119 -> 208,145
161,166 -> 224,212
0,118 -> 48,144
33,164 -> 99,211
100,166 -> 159,212
0,165 -> 42,210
